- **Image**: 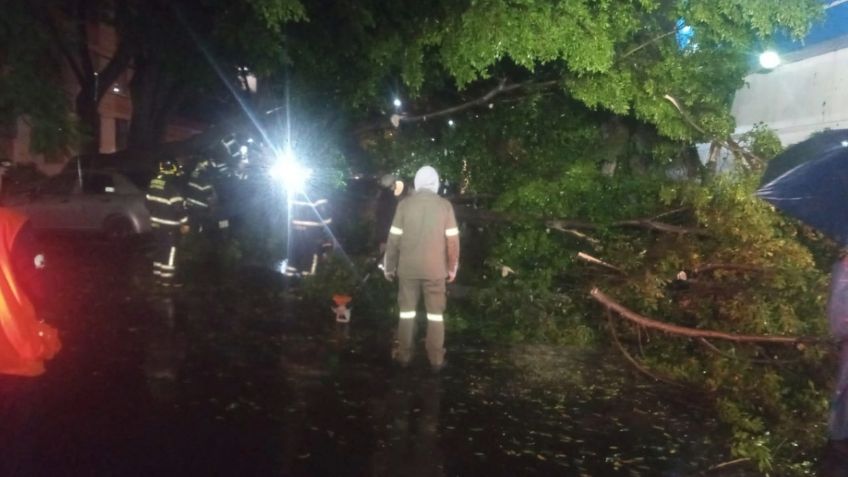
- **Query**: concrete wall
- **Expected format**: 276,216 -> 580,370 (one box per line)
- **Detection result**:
732,43 -> 848,147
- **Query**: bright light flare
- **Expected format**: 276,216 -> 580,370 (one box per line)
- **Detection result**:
393,98 -> 402,108
270,149 -> 312,192
759,50 -> 780,69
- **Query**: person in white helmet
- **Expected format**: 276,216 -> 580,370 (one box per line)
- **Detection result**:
383,165 -> 459,371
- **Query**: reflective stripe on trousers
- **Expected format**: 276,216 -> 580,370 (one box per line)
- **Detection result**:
152,231 -> 178,285
395,278 -> 446,367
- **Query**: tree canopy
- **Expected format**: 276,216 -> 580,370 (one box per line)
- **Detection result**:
2,1 -> 837,473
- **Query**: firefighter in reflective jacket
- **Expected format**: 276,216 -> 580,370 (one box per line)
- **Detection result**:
383,166 -> 459,372
146,159 -> 189,288
214,134 -> 240,178
185,158 -> 217,233
286,193 -> 332,276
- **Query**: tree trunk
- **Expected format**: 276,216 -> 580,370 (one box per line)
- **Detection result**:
127,57 -> 183,157
127,58 -> 158,151
75,85 -> 100,155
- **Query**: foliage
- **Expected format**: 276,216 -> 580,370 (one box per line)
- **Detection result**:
300,254 -> 396,326
736,121 -> 785,162
4,0 -> 836,472
0,0 -> 307,153
366,90 -> 834,472
0,1 -> 80,154
342,5 -> 830,470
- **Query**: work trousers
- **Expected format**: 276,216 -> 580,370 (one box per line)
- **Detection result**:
152,228 -> 179,287
289,226 -> 321,276
396,278 -> 446,368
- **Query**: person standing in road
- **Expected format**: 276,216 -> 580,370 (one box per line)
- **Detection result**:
383,165 -> 459,371
375,174 -> 406,256
286,192 -> 332,277
185,157 -> 218,234
146,158 -> 189,289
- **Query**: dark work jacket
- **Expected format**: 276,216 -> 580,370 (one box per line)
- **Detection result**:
375,188 -> 398,244
146,173 -> 188,230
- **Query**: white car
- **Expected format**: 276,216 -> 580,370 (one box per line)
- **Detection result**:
4,169 -> 152,239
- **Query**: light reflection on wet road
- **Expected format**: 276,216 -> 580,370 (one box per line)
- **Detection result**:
0,239 -> 754,476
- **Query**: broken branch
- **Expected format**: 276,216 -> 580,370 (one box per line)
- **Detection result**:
663,94 -> 765,167
590,288 -> 829,345
692,264 -> 769,276
576,252 -> 624,274
697,338 -> 801,365
606,310 -> 684,386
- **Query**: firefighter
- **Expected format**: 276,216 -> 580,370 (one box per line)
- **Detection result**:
146,158 -> 189,289
287,192 -> 332,276
214,134 -> 240,178
185,157 -> 217,233
375,174 -> 406,256
383,165 -> 459,372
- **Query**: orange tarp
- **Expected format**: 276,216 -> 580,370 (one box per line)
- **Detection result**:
0,209 -> 60,376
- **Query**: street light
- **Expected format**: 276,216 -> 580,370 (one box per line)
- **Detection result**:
759,50 -> 781,69
270,148 -> 312,193
393,98 -> 402,108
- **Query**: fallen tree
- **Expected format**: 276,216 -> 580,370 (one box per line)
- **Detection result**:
589,287 -> 829,345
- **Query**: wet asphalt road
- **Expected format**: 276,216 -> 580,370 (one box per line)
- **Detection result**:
0,238 -> 757,476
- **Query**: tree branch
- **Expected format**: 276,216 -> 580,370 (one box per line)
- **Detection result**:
394,79 -> 559,126
74,0 -> 95,78
44,11 -> 85,83
550,226 -> 600,244
590,288 -> 829,345
576,252 -> 624,274
606,309 -> 685,386
547,217 -> 708,236
663,94 -> 765,166
650,206 -> 689,220
697,338 -> 800,365
95,39 -> 134,100
454,204 -> 708,235
613,218 -> 709,235
705,458 -> 751,473
352,79 -> 561,135
618,29 -> 678,62
692,264 -> 770,276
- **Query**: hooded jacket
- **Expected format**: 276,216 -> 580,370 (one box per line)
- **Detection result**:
384,166 -> 460,280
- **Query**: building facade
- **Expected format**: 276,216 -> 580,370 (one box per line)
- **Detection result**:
732,1 -> 848,147
0,21 -> 201,175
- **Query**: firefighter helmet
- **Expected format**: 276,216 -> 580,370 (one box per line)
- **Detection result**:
158,158 -> 179,175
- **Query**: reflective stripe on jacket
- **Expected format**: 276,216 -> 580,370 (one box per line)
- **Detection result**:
384,190 -> 459,280
146,173 -> 188,228
290,195 -> 331,229
186,160 -> 216,209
